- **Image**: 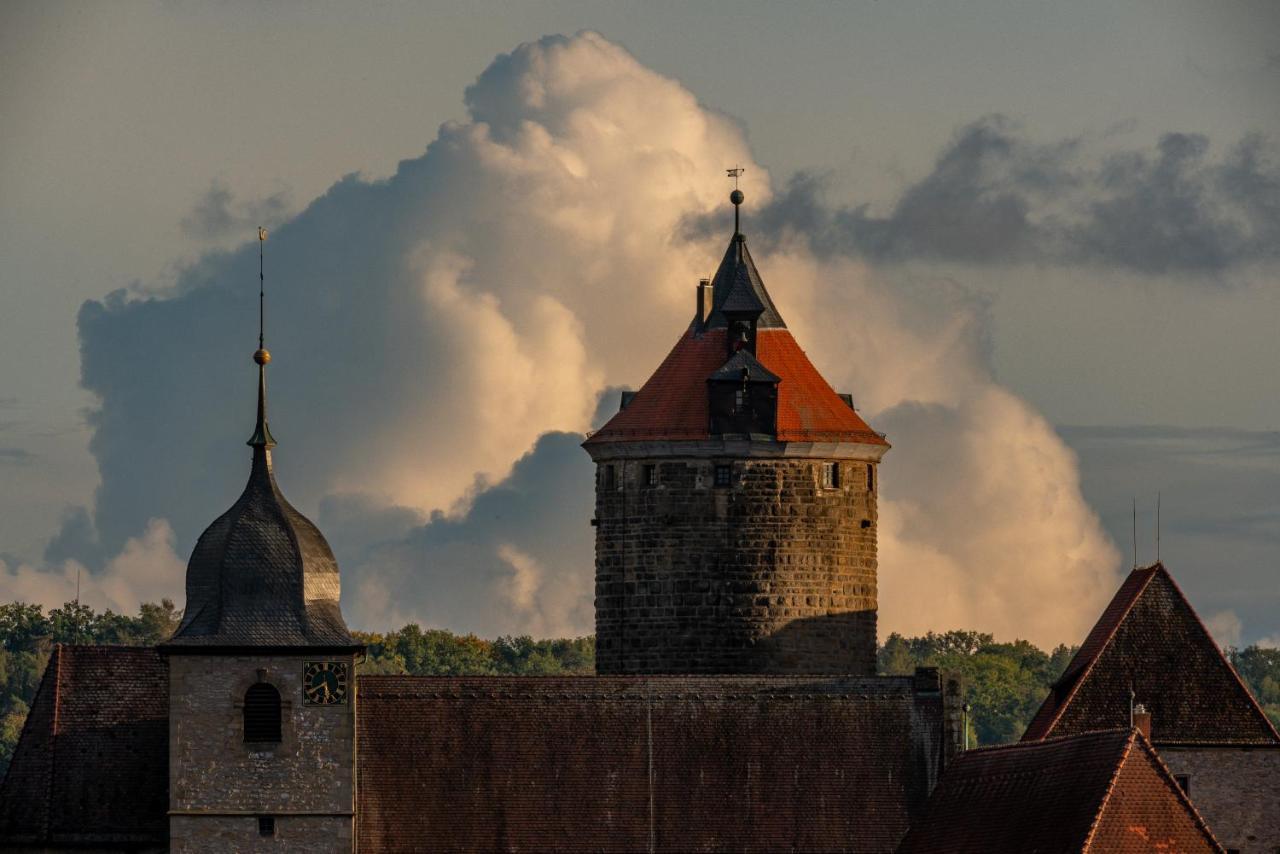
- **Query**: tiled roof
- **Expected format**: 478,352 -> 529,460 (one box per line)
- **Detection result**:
357,674 -> 943,853
705,235 -> 784,329
0,646 -> 168,848
165,443 -> 354,649
1022,563 -> 1278,745
588,327 -> 887,445
708,347 -> 780,383
897,729 -> 1223,854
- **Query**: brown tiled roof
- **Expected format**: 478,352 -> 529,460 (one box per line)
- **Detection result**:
897,729 -> 1223,854
587,327 -> 887,445
357,674 -> 943,853
1022,563 -> 1278,745
0,645 -> 168,848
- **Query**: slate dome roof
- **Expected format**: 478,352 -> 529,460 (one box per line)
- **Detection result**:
165,357 -> 353,649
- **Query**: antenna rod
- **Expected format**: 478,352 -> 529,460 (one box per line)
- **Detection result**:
258,227 -> 267,349
1156,492 -> 1161,563
1132,498 -> 1138,569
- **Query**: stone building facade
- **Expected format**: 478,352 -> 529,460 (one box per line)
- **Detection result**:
585,193 -> 889,674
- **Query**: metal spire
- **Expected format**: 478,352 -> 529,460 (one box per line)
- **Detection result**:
248,227 -> 277,449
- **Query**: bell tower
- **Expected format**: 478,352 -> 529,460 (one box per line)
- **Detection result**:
584,188 -> 889,675
160,229 -> 362,852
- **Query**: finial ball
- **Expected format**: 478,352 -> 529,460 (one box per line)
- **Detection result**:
730,189 -> 745,206
253,348 -> 271,366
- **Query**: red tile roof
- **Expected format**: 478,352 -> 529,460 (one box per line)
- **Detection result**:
587,327 -> 887,446
0,645 -> 169,848
356,674 -> 941,853
897,729 -> 1223,854
1022,563 -> 1278,745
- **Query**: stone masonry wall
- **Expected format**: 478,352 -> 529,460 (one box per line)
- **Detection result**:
1159,747 -> 1280,853
594,457 -> 878,674
169,654 -> 356,853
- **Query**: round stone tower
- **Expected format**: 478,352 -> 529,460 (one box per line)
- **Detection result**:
583,191 -> 889,675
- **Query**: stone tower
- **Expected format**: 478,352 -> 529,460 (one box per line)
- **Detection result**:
160,264 -> 362,851
583,191 -> 889,675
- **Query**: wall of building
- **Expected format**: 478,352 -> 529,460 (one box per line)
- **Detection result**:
170,815 -> 352,853
1159,746 -> 1280,853
169,653 -> 356,852
593,456 -> 878,674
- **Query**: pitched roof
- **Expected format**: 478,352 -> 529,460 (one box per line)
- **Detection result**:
588,327 -> 887,445
586,228 -> 886,448
897,729 -> 1223,854
1023,563 -> 1278,745
0,646 -> 168,848
356,674 -> 943,853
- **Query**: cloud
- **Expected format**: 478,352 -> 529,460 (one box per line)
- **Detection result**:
704,117 -> 1280,277
179,179 -> 292,241
0,447 -> 35,464
339,431 -> 595,637
0,518 -> 184,614
69,32 -> 1119,645
1059,425 -> 1280,646
1205,610 -> 1243,650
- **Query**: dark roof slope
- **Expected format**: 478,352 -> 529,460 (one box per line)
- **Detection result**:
357,674 -> 946,853
1023,563 -> 1278,744
897,729 -> 1223,854
165,443 -> 353,649
0,646 -> 168,849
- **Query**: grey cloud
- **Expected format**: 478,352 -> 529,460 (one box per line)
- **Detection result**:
709,117 -> 1280,277
1058,424 -> 1280,644
180,179 -> 292,241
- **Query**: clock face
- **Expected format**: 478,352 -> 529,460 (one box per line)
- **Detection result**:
303,661 -> 349,705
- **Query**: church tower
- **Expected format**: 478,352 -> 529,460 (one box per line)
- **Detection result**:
584,190 -> 889,675
160,233 -> 361,852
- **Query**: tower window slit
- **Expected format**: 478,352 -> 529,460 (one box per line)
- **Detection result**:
243,683 -> 282,743
821,462 -> 839,489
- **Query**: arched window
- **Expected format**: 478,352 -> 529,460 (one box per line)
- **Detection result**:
243,682 -> 282,743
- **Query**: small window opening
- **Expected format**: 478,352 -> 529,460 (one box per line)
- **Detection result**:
734,388 -> 746,412
714,464 -> 732,488
243,683 -> 282,743
643,464 -> 657,487
258,815 -> 276,837
602,465 -> 616,490
1175,774 -> 1190,795
821,462 -> 839,489
867,463 -> 875,492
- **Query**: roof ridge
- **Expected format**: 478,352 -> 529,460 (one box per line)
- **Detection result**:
966,727 -> 1131,757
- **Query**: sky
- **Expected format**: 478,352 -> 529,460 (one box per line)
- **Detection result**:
1,1 -> 1278,647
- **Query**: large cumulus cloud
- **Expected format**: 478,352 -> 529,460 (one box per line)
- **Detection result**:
60,31 -> 1119,646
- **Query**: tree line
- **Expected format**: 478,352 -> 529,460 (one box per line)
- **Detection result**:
2,601 -> 1278,775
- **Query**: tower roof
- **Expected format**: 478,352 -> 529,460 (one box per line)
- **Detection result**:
1021,562 -> 1278,745
164,236 -> 354,651
586,198 -> 886,448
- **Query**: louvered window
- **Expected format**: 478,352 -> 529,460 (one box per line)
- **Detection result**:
243,683 -> 282,743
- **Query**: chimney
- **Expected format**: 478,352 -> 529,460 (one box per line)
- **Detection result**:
1133,703 -> 1152,740
696,279 -> 711,330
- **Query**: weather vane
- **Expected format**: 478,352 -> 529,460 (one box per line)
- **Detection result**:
726,166 -> 745,188
257,227 -> 268,352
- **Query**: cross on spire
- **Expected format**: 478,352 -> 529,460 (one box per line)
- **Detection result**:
249,227 -> 277,449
